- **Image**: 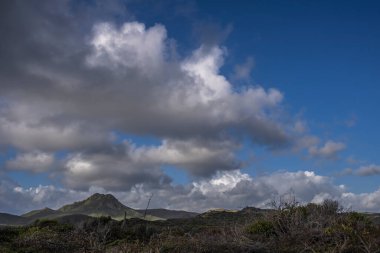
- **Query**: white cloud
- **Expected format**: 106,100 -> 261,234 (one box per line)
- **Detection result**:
193,170 -> 252,195
0,17 -> 297,186
0,19 -> 290,153
342,189 -> 380,211
309,140 -> 346,160
87,22 -> 166,75
3,170 -> 380,214
0,178 -> 92,215
6,151 -> 54,172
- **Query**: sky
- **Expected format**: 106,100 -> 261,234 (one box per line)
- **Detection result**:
1,0 -> 380,214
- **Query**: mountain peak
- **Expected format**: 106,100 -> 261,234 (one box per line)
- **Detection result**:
58,192 -> 142,220
87,193 -> 117,201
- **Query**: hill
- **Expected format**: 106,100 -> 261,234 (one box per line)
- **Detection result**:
58,193 -> 144,220
21,207 -> 58,220
136,208 -> 198,219
1,199 -> 380,252
0,212 -> 29,226
1,193 -> 167,226
1,194 -> 264,226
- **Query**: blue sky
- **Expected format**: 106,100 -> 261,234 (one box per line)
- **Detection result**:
0,0 -> 380,214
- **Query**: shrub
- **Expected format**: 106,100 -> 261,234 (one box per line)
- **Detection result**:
246,220 -> 275,237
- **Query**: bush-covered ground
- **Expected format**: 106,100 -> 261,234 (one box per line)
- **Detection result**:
1,200 -> 379,253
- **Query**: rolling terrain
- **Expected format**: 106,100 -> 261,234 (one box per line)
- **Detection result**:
0,193 -> 198,226
1,198 -> 380,252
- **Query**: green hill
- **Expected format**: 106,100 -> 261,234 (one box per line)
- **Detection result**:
57,193 -> 162,221
21,207 -> 57,220
0,212 -> 29,226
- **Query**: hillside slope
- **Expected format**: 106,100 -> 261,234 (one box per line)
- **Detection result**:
0,213 -> 29,226
58,193 -> 146,220
137,208 -> 198,219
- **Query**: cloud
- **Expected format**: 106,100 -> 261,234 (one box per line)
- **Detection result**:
2,170 -> 380,214
356,164 -> 380,176
62,143 -> 172,191
0,0 -> 298,187
0,2 -> 289,150
293,120 -> 308,134
233,57 -> 254,81
192,22 -> 233,48
137,138 -> 240,177
0,176 -> 93,214
87,22 -> 167,74
336,167 -> 354,177
293,135 -> 319,151
6,151 -> 55,172
61,138 -> 239,190
0,116 -> 111,151
342,164 -> 380,176
342,189 -> 380,211
309,140 -> 346,160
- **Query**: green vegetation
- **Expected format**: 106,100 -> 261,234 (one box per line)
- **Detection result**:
1,199 -> 380,252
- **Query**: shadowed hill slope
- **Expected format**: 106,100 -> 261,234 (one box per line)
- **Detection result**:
0,213 -> 29,226
136,208 -> 199,219
21,207 -> 58,220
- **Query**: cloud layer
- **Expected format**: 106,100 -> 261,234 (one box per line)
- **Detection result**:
2,170 -> 380,214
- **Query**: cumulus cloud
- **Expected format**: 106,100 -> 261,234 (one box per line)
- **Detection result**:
2,170 -> 380,214
309,140 -> 346,160
87,22 -> 167,74
61,138 -> 239,190
341,189 -> 380,211
62,145 -> 171,191
0,0 -> 298,190
6,151 -> 55,172
137,138 -> 240,176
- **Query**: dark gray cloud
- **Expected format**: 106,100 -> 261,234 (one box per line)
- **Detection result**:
61,142 -> 172,191
60,138 -> 238,190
